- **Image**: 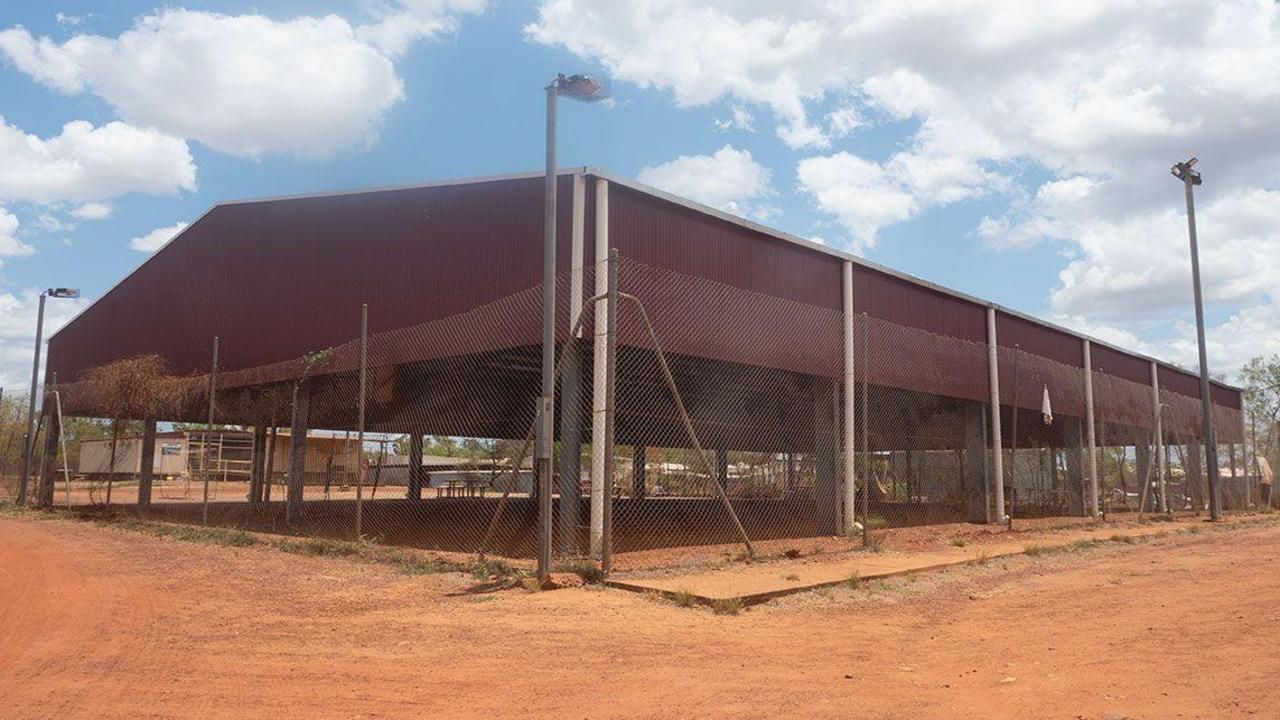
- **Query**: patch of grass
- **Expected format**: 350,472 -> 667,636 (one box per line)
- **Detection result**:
865,515 -> 888,530
161,524 -> 256,547
1110,533 -> 1138,544
276,537 -> 360,558
670,588 -> 697,608
520,576 -> 543,593
470,557 -> 519,581
974,549 -> 991,565
711,598 -> 744,616
949,537 -> 968,547
1068,538 -> 1099,551
1023,544 -> 1050,557
1257,505 -> 1275,515
846,570 -> 862,589
864,532 -> 888,553
552,557 -> 604,584
874,580 -> 900,592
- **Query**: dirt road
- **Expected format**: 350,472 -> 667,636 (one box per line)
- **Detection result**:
2,514 -> 1277,719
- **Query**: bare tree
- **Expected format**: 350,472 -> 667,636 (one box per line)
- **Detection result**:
78,356 -> 198,508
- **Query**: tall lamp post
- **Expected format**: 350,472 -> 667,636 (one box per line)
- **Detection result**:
1171,157 -> 1221,521
539,73 -> 607,584
17,287 -> 80,505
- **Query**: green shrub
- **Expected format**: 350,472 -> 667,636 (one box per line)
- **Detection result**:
711,598 -> 744,616
670,588 -> 697,608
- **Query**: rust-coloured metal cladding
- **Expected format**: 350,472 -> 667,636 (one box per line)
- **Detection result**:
49,174 -> 578,382
851,264 -> 986,343
1090,342 -> 1152,386
995,313 -> 1082,368
608,183 -> 842,310
47,167 -> 1243,434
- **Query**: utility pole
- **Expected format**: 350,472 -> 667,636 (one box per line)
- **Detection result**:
1171,158 -> 1220,521
18,287 -> 79,505
539,73 -> 607,585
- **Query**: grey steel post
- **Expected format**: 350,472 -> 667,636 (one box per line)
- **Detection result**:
986,308 -> 1006,523
537,83 -> 558,584
202,336 -> 219,526
841,261 -> 856,536
53,389 -> 72,508
1151,362 -> 1168,514
17,293 -> 47,505
860,313 -> 870,548
589,178 -> 610,559
1172,158 -> 1221,520
355,303 -> 368,540
1083,340 -> 1100,518
1243,412 -> 1253,508
601,249 -> 618,575
1008,345 -> 1021,526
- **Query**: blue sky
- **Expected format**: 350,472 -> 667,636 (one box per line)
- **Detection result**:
0,1 -> 1277,388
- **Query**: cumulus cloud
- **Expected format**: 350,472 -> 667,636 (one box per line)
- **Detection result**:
0,9 -> 463,158
713,105 -> 756,133
0,117 -> 195,204
532,0 -> 1280,376
526,2 -> 848,150
0,288 -> 87,387
0,206 -> 34,260
69,202 -> 112,221
637,145 -> 777,221
357,0 -> 488,57
129,221 -> 189,253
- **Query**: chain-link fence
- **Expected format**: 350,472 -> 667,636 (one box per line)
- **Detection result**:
23,252 -> 1253,574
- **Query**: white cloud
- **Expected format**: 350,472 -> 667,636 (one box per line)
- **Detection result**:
713,105 -> 755,133
637,145 -> 777,221
0,206 -> 35,259
532,0 -> 1280,374
796,152 -> 915,252
129,221 -> 189,253
526,2 -> 847,149
55,13 -> 89,29
0,117 -> 195,204
356,0 -> 488,57
69,202 -> 112,221
0,288 -> 88,388
0,9 -> 460,158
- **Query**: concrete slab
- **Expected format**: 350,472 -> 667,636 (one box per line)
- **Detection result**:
605,517 -> 1242,607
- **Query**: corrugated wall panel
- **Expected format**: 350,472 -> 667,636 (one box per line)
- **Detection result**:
608,184 -> 842,310
995,313 -> 1082,367
851,265 -> 987,343
48,175 -> 577,382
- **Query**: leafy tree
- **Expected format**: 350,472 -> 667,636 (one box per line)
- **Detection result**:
1241,354 -> 1280,503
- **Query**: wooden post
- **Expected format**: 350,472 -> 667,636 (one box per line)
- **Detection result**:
632,446 -> 646,499
407,434 -> 424,500
963,401 -> 991,523
138,419 -> 157,508
286,379 -> 310,525
264,426 -> 277,502
247,423 -> 266,503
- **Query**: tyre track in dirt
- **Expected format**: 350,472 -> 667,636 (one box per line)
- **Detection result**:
3,514 -> 1279,719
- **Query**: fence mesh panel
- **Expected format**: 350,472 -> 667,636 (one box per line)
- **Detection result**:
28,252 -> 1249,572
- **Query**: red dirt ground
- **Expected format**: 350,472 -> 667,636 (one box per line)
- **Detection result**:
2,512 -> 1278,719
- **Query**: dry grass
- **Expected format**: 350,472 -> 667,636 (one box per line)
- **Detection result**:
711,598 -> 745,616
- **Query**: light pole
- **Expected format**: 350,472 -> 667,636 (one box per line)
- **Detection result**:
539,73 -> 607,584
1171,157 -> 1221,521
17,287 -> 80,505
